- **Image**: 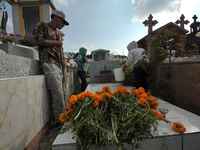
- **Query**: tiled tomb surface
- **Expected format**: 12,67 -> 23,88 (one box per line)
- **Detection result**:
52,83 -> 200,150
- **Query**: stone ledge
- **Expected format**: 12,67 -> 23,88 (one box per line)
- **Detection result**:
0,43 -> 39,60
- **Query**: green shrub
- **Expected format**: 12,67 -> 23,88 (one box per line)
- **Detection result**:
18,38 -> 34,47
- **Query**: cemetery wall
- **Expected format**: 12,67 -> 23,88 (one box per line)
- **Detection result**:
157,57 -> 200,116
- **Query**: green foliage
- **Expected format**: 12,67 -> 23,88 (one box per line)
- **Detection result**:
185,40 -> 198,50
60,87 -> 159,150
122,68 -> 135,86
120,57 -> 135,86
144,28 -> 184,100
18,37 -> 35,47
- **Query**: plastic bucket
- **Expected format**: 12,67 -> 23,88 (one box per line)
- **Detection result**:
113,68 -> 125,81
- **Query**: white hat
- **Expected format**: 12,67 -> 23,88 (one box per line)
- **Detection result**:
51,10 -> 69,26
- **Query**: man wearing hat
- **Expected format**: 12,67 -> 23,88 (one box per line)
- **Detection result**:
32,10 -> 69,126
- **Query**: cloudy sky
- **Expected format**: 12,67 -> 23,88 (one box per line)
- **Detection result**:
5,0 -> 200,55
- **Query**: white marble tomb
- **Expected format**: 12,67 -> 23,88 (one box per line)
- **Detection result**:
52,83 -> 200,150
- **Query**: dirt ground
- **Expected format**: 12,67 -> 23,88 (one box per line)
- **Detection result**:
34,125 -> 61,150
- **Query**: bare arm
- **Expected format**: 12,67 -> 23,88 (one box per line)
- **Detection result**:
122,65 -> 127,72
43,40 -> 63,47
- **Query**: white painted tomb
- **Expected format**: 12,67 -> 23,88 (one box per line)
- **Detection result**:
52,83 -> 200,150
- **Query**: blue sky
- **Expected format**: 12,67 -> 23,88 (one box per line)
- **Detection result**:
4,0 -> 200,55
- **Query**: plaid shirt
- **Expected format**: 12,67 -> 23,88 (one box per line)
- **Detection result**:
32,22 -> 65,65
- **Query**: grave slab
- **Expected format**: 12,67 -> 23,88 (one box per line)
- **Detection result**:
52,83 -> 200,150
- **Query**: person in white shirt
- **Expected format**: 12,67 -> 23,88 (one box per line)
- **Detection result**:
122,41 -> 150,91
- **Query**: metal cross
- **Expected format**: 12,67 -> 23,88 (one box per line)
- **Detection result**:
192,15 -> 198,23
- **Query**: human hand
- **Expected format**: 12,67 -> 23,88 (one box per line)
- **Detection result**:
122,66 -> 126,72
77,63 -> 81,68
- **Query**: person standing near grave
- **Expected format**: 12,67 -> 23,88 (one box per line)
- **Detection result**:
32,10 -> 69,125
75,47 -> 88,92
122,41 -> 150,91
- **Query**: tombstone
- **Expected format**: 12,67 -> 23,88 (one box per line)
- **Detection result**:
91,49 -> 110,61
190,15 -> 200,33
186,15 -> 200,55
8,0 -> 56,39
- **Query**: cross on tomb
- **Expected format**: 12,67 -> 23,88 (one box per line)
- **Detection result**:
190,15 -> 200,33
143,14 -> 158,34
193,15 -> 198,23
175,14 -> 189,28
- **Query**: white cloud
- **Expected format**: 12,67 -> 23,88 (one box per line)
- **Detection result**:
132,0 -> 182,23
110,48 -> 124,55
131,0 -> 200,31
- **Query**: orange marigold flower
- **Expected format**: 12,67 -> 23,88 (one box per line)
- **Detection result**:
147,96 -> 159,109
148,95 -> 156,101
138,87 -> 145,94
65,110 -> 71,116
101,93 -> 112,100
102,86 -> 111,93
172,122 -> 186,133
150,100 -> 159,109
138,93 -> 148,98
113,86 -> 129,94
66,103 -> 72,110
138,97 -> 149,107
130,90 -> 139,96
150,109 -> 165,120
68,95 -> 78,105
132,87 -> 136,90
77,91 -> 95,102
92,100 -> 99,107
59,113 -> 68,123
109,92 -> 114,95
91,94 -> 103,101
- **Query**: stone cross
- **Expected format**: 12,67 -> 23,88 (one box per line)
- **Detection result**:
175,14 -> 189,28
143,14 -> 158,34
